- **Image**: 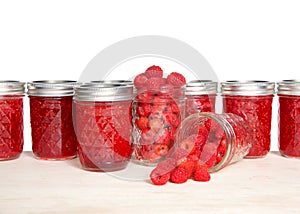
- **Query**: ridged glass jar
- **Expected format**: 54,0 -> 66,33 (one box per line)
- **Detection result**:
221,81 -> 275,158
185,80 -> 217,116
73,83 -> 134,172
0,81 -> 25,161
27,80 -> 78,160
175,112 -> 251,172
278,80 -> 300,158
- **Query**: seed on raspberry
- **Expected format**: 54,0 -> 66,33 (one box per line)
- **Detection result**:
170,166 -> 189,184
145,65 -> 163,78
166,72 -> 186,86
134,73 -> 148,87
194,165 -> 211,182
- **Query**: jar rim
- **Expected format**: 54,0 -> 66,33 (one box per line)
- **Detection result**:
277,80 -> 300,95
0,80 -> 25,95
221,80 -> 275,95
90,80 -> 133,85
27,80 -> 77,97
186,80 -> 218,95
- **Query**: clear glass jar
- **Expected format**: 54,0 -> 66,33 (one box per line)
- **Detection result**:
221,81 -> 275,158
278,80 -> 300,158
0,81 -> 25,161
27,80 -> 78,160
175,112 -> 251,172
132,86 -> 186,165
73,83 -> 133,172
185,80 -> 217,116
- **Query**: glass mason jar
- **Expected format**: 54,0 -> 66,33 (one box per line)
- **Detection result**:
27,80 -> 78,160
278,80 -> 300,158
73,84 -> 133,172
0,81 -> 25,161
175,112 -> 251,172
221,81 -> 275,158
132,86 -> 186,165
185,80 -> 217,116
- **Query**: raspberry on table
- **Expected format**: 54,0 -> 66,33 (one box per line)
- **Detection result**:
170,166 -> 189,184
194,165 -> 211,182
150,168 -> 171,185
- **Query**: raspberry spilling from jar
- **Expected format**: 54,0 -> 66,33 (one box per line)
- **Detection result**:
133,66 -> 186,163
149,118 -> 226,185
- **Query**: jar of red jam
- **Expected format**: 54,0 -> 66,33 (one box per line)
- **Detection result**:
73,84 -> 133,171
185,80 -> 217,116
27,80 -> 78,160
132,86 -> 186,165
0,81 -> 25,161
175,112 -> 251,172
278,80 -> 300,158
221,81 -> 275,158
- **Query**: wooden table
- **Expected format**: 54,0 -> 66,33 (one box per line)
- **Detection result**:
0,151 -> 299,214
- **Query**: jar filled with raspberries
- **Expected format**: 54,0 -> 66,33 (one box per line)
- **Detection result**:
0,81 -> 25,161
132,66 -> 186,165
278,80 -> 300,158
185,80 -> 218,116
221,81 -> 275,158
149,112 -> 251,185
73,83 -> 133,171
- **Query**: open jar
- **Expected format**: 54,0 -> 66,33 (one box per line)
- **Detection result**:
73,83 -> 133,171
0,81 -> 25,161
278,80 -> 300,158
132,86 -> 186,165
175,112 -> 251,172
185,80 -> 217,116
27,80 -> 78,160
221,81 -> 274,158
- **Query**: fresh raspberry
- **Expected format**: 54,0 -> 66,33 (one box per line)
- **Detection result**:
154,144 -> 169,156
166,72 -> 186,86
134,73 -> 148,87
145,65 -> 163,78
179,160 -> 195,178
137,104 -> 152,117
200,142 -> 218,167
198,125 -> 209,139
194,165 -> 211,182
150,168 -> 170,185
146,77 -> 165,90
136,117 -> 149,130
164,112 -> 180,128
170,166 -> 189,184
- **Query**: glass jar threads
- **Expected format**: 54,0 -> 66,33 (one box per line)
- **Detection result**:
221,81 -> 275,158
132,86 -> 186,165
73,84 -> 133,172
27,80 -> 78,160
185,80 -> 217,116
278,80 -> 300,158
175,112 -> 251,172
0,81 -> 25,160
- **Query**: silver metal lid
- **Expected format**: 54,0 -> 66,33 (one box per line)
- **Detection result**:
90,80 -> 133,85
0,81 -> 25,95
277,80 -> 300,95
221,80 -> 275,96
27,80 -> 77,97
186,80 -> 218,95
74,83 -> 133,102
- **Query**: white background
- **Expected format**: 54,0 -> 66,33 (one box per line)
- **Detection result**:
1,0 -> 300,151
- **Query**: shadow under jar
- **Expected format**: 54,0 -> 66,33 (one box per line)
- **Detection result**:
185,80 -> 217,116
0,81 -> 25,161
73,84 -> 133,172
221,81 -> 275,158
27,80 -> 78,160
278,80 -> 300,158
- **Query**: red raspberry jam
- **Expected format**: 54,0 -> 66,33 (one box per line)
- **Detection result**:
74,84 -> 133,171
132,86 -> 185,165
0,81 -> 25,161
185,80 -> 217,116
175,112 -> 251,172
278,80 -> 300,158
27,81 -> 78,160
221,81 -> 275,158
